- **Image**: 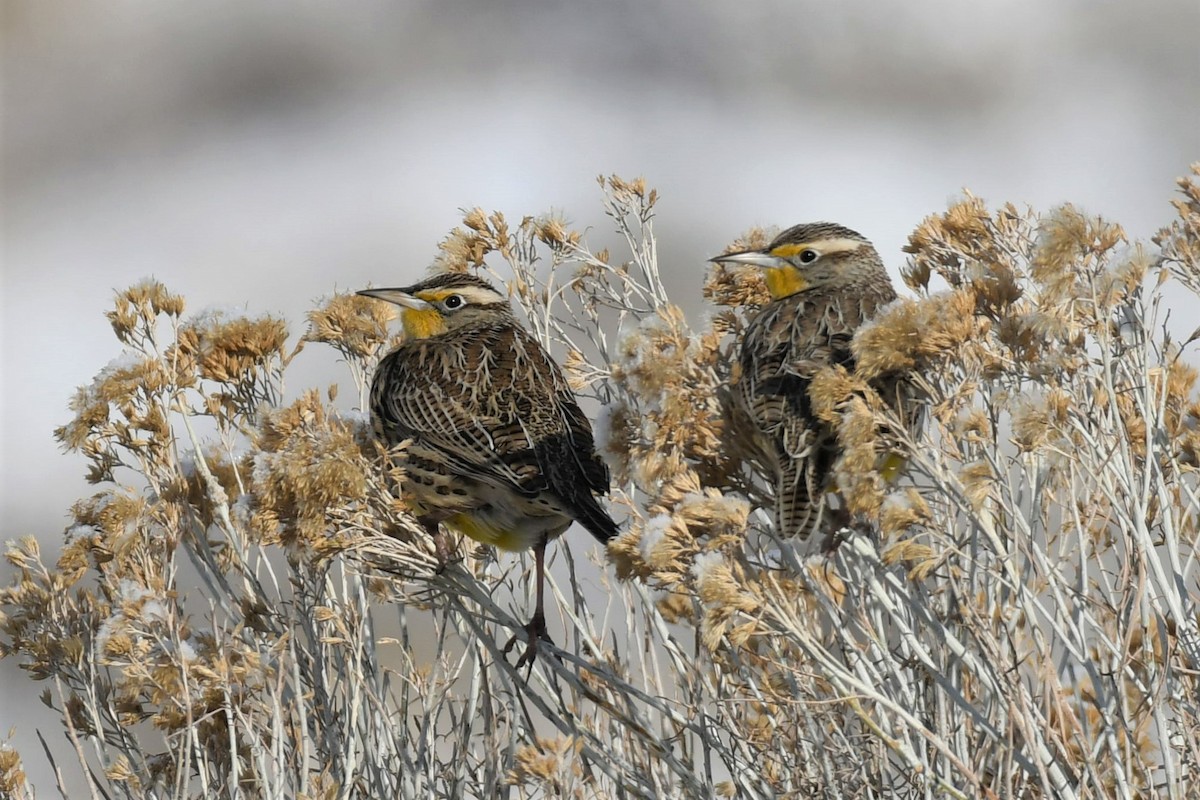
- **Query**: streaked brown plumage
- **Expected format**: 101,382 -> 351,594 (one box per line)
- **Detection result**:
711,222 -> 909,539
358,272 -> 616,666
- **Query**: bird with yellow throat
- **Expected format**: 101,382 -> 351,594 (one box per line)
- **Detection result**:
711,222 -> 913,541
358,271 -> 616,667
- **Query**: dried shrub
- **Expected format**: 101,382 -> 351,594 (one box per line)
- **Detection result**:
4,169 -> 1200,799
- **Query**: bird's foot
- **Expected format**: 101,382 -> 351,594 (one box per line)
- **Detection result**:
502,612 -> 556,670
821,509 -> 874,553
433,530 -> 460,573
417,519 -> 460,574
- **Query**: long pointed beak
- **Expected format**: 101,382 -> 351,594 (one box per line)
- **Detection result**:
356,287 -> 432,311
708,250 -> 787,269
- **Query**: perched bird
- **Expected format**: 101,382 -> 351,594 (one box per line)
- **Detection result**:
358,271 -> 617,666
711,222 -> 909,540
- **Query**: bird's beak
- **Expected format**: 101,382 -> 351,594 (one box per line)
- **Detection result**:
708,250 -> 787,270
356,288 -> 432,311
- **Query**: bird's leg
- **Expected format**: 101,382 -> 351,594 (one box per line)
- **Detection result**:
821,504 -> 878,553
418,516 -> 455,571
821,503 -> 853,552
503,534 -> 555,669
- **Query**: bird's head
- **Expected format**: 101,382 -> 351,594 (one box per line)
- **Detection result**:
710,222 -> 880,300
357,272 -> 513,340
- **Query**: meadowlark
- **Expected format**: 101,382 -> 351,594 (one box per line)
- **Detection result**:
358,271 -> 617,666
711,222 -> 911,540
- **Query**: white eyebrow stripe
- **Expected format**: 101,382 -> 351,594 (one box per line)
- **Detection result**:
770,237 -> 865,258
420,285 -> 507,305
806,237 -> 864,255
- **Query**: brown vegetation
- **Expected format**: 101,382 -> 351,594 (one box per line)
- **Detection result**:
4,169 -> 1200,798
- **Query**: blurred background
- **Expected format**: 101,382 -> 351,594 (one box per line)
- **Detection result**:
3,0 -> 1198,791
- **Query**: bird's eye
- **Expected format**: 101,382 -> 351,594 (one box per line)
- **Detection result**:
799,249 -> 819,264
443,295 -> 463,310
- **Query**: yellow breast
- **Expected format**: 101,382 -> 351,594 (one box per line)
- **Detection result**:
401,307 -> 447,340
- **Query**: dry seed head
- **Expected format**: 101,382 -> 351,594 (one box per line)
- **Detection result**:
612,305 -> 694,398
1155,165 -> 1200,293
880,489 -> 932,537
561,348 -> 591,391
106,280 -> 185,343
971,260 -> 1024,319
853,299 -> 921,380
646,468 -> 703,515
940,193 -> 995,247
692,552 -> 761,651
721,226 -> 775,256
3,536 -> 41,572
631,447 -> 690,491
916,289 -> 983,360
803,560 -> 847,605
131,279 -> 184,317
55,535 -> 97,585
71,491 -> 146,545
461,207 -> 488,232
534,215 -> 580,250
656,589 -> 695,623
304,293 -> 397,358
673,490 -> 750,544
837,395 -> 882,456
1031,207 -> 1127,312
104,755 -> 138,786
1012,400 -> 1052,453
954,408 -> 993,444
55,354 -> 176,459
594,401 -> 637,478
707,308 -> 742,337
960,460 -> 995,511
839,455 -> 885,517
607,522 -> 648,580
602,173 -> 654,206
705,226 -> 776,309
1095,244 -> 1151,309
806,366 -> 863,425
610,306 -> 728,490
880,537 -> 936,567
882,538 -> 939,581
432,208 -> 502,272
639,513 -> 692,572
506,736 -> 579,787
0,743 -> 28,796
692,553 -> 757,610
177,311 -> 288,385
1181,425 -> 1200,468
704,263 -> 772,309
903,194 -> 996,290
251,391 -> 371,548
1031,206 -> 1090,295
858,289 -> 981,379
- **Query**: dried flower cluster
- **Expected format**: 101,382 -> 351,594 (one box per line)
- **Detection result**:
4,168 -> 1200,798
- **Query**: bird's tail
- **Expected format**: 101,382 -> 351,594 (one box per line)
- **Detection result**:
574,495 -> 619,544
775,460 -> 827,540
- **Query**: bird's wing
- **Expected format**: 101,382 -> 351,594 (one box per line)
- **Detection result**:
372,330 -> 544,495
510,329 -> 617,541
372,325 -> 611,516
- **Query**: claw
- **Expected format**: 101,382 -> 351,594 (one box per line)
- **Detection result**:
418,517 -> 458,572
503,611 -> 555,669
433,529 -> 457,572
